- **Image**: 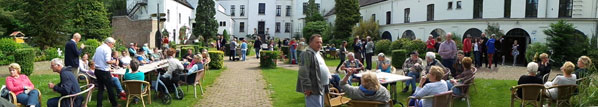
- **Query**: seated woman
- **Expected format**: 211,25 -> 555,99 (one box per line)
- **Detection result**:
340,52 -> 364,85
375,53 -> 391,73
340,71 -> 390,106
202,49 -> 211,64
161,48 -> 185,86
135,49 -> 150,65
88,61 -> 127,100
6,63 -> 40,107
79,53 -> 91,76
446,57 -> 476,96
544,61 -> 577,100
124,60 -> 144,81
409,66 -> 449,107
575,56 -> 592,79
186,55 -> 205,84
515,62 -> 543,98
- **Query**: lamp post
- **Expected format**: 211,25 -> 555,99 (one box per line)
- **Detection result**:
151,4 -> 166,49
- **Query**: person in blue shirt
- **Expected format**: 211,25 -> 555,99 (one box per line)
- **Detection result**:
135,49 -> 150,65
128,43 -> 137,56
485,34 -> 496,69
375,53 -> 391,73
241,39 -> 248,61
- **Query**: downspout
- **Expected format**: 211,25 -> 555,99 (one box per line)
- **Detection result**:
545,0 -> 548,18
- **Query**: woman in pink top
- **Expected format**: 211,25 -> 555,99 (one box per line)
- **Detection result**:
6,63 -> 40,107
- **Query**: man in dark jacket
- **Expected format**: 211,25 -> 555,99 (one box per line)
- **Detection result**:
64,33 -> 84,75
47,58 -> 82,107
254,37 -> 262,59
296,34 -> 328,107
218,35 -> 227,51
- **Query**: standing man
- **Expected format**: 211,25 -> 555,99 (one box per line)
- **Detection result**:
229,37 -> 238,61
65,33 -> 85,75
254,37 -> 262,59
438,32 -> 458,77
218,35 -> 227,51
481,33 -> 489,68
47,58 -> 81,107
335,41 -> 348,72
92,37 -> 119,107
365,36 -> 375,70
296,34 -> 330,107
486,34 -> 497,69
463,34 -> 472,57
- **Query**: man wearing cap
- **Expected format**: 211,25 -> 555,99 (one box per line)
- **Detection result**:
402,51 -> 424,92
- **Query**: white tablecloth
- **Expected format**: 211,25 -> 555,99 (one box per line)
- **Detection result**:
354,71 -> 412,84
111,60 -> 168,75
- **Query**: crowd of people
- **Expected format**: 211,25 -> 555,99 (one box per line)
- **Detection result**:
295,33 -> 593,107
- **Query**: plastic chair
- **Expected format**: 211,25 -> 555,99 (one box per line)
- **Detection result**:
58,84 -> 95,107
451,75 -> 475,107
124,80 -> 151,107
510,84 -> 545,107
7,89 -> 42,106
183,63 -> 207,98
324,87 -> 351,107
407,91 -> 453,107
545,85 -> 577,107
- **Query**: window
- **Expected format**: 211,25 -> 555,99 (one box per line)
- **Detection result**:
456,1 -> 462,9
239,22 -> 245,32
386,11 -> 391,24
286,5 -> 291,16
276,5 -> 281,16
240,5 -> 245,16
275,22 -> 281,33
285,23 -> 291,33
504,0 -> 511,18
448,2 -> 453,9
559,0 -> 573,18
427,4 -> 434,21
526,0 -> 538,18
303,3 -> 307,14
371,14 -> 376,21
404,8 -> 410,23
219,21 -> 226,26
473,0 -> 483,18
231,5 -> 235,16
259,3 -> 266,15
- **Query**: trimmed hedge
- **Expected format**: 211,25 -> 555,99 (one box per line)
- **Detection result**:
375,39 -> 391,55
391,49 -> 407,69
404,40 -> 426,58
260,51 -> 280,68
15,48 -> 35,76
0,50 -> 10,65
0,38 -> 21,55
208,51 -> 224,69
44,47 -> 61,60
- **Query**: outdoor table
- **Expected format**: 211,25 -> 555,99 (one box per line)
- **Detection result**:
354,70 -> 412,102
111,60 -> 169,75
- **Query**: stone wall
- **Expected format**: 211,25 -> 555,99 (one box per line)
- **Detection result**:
111,16 -> 162,48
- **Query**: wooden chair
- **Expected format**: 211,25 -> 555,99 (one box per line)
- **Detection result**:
329,51 -> 338,59
182,63 -> 207,98
324,87 -> 351,107
451,75 -> 475,107
58,84 -> 95,107
348,99 -> 392,107
124,80 -> 151,107
407,91 -> 453,107
510,84 -> 545,107
545,85 -> 577,107
7,89 -> 42,106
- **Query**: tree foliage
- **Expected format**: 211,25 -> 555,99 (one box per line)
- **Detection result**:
302,21 -> 329,43
352,18 -> 380,40
68,0 -> 112,40
22,0 -> 72,48
544,20 -> 589,66
305,0 -> 324,22
333,0 -> 360,40
193,0 -> 218,43
484,23 -> 505,38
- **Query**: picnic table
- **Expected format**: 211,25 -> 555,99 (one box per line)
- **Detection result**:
354,70 -> 412,102
111,60 -> 169,75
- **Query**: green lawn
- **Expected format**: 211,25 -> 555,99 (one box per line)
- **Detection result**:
262,67 -> 518,107
1,67 -> 224,107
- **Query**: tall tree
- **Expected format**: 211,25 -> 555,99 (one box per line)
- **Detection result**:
69,0 -> 112,40
352,18 -> 380,40
193,0 -> 218,43
23,0 -> 72,48
305,0 -> 324,22
544,20 -> 589,66
333,0 -> 361,40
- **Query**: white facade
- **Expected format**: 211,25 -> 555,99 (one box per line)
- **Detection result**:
340,0 -> 598,42
215,3 -> 235,34
128,0 -> 194,44
216,0 -> 323,39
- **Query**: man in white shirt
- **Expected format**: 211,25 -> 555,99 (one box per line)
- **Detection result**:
92,37 -> 119,107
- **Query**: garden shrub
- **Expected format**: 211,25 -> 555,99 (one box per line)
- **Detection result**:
404,40 -> 426,58
374,39 -> 391,55
545,20 -> 589,66
15,48 -> 35,76
525,42 -> 549,62
0,50 -> 10,65
0,38 -> 21,55
260,51 -> 280,68
571,74 -> 598,106
82,39 -> 101,57
391,49 -> 407,69
281,46 -> 290,59
391,38 -> 411,51
44,47 -> 62,60
208,51 -> 224,69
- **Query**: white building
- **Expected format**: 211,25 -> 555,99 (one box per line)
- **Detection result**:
323,0 -> 598,65
127,0 -> 195,44
216,0 -> 324,39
